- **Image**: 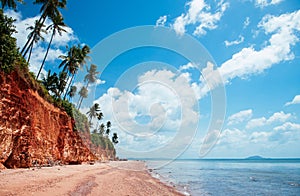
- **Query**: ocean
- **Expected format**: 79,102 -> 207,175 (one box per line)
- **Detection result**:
146,159 -> 300,196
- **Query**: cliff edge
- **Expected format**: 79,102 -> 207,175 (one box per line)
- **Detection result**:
0,71 -> 96,168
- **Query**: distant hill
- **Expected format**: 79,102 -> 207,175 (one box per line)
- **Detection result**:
246,156 -> 266,160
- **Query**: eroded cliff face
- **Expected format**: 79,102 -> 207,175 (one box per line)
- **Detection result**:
0,71 -> 97,168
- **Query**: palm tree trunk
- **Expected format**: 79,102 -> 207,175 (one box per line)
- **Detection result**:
36,30 -> 54,79
63,74 -> 75,100
21,35 -> 33,55
60,74 -> 69,97
21,15 -> 46,56
23,37 -> 34,58
77,82 -> 89,110
27,43 -> 34,63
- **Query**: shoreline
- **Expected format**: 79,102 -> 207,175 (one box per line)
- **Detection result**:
0,160 -> 184,196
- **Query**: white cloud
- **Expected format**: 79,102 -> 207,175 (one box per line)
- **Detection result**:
155,15 -> 167,27
243,17 -> 250,28
255,0 -> 284,8
179,62 -> 197,72
93,69 -> 199,154
172,0 -> 229,36
5,10 -> 77,77
218,128 -> 247,145
196,10 -> 300,98
249,131 -> 272,143
246,111 -> 291,129
274,122 -> 300,131
227,109 -> 253,125
285,95 -> 300,106
224,35 -> 245,47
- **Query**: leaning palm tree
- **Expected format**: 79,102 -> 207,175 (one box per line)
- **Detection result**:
77,86 -> 88,109
86,103 -> 101,123
59,44 -> 90,100
67,86 -> 77,100
21,0 -> 67,55
77,64 -> 99,109
1,0 -> 23,10
36,13 -> 66,79
23,20 -> 46,63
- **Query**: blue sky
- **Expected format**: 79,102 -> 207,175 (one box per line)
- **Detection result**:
5,0 -> 300,158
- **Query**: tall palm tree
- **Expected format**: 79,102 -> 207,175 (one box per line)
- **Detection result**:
86,103 -> 101,123
36,13 -> 66,79
1,0 -> 23,10
67,86 -> 77,100
77,64 -> 99,109
23,20 -> 46,63
77,86 -> 88,108
59,44 -> 90,100
21,0 -> 67,56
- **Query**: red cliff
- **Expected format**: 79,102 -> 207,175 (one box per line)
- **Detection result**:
0,71 -> 97,168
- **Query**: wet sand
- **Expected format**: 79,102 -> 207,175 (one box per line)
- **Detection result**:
0,161 -> 184,196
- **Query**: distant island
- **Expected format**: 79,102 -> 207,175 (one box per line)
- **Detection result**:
246,156 -> 267,160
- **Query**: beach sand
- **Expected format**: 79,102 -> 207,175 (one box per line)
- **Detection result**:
0,161 -> 184,196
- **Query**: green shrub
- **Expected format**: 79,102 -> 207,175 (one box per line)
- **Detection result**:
0,9 -> 20,73
61,100 -> 74,117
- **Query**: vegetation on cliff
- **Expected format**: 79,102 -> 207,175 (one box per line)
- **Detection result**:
0,1 -> 118,162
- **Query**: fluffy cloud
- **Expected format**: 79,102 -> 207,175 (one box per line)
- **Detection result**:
178,62 -> 198,72
197,10 -> 300,97
274,122 -> 300,131
255,0 -> 284,8
249,131 -> 272,143
93,69 -> 199,155
172,0 -> 229,36
246,111 -> 291,129
285,95 -> 300,106
227,109 -> 253,125
218,128 -> 247,145
224,35 -> 245,47
155,15 -> 167,27
5,10 -> 77,77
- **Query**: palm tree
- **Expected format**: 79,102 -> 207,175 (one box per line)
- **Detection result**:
99,123 -> 105,135
67,86 -> 77,99
97,112 -> 103,121
21,0 -> 67,55
59,44 -> 90,100
106,121 -> 111,136
77,86 -> 88,108
41,70 -> 59,96
77,64 -> 99,109
86,103 -> 101,123
23,20 -> 47,63
36,13 -> 66,79
112,133 -> 119,144
1,0 -> 23,10
57,71 -> 67,97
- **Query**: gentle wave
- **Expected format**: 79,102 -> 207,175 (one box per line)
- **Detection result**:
146,159 -> 300,196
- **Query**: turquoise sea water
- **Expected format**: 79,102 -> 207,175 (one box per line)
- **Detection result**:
146,159 -> 300,196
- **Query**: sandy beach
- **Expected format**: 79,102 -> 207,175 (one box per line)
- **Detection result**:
0,161 -> 184,196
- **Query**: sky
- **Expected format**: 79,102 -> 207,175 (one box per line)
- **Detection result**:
4,0 -> 300,159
